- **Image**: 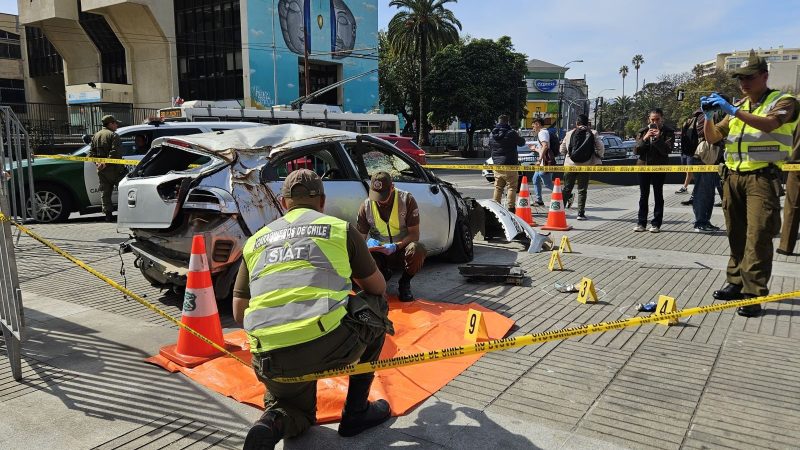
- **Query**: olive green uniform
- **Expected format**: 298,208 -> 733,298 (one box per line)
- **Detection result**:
778,124 -> 800,254
88,128 -> 126,214
714,94 -> 799,296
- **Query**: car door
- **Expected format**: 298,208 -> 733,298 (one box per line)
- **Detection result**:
264,142 -> 367,223
344,138 -> 451,253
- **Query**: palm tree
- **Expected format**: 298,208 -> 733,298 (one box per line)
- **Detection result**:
619,65 -> 629,98
632,54 -> 644,93
388,0 -> 462,145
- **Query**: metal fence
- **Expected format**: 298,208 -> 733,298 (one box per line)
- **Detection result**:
1,102 -> 159,151
1,106 -> 35,222
0,165 -> 24,382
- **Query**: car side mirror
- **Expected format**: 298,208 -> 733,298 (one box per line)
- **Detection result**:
429,185 -> 440,195
82,134 -> 92,145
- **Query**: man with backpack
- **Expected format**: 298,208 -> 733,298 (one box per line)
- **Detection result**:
676,113 -> 699,199
530,118 -> 556,206
559,114 -> 604,221
681,108 -> 724,233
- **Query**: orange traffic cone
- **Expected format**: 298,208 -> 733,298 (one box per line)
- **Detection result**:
159,234 -> 228,368
515,176 -> 536,226
540,177 -> 573,231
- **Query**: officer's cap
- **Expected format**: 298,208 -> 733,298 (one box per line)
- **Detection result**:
368,171 -> 394,202
731,50 -> 769,78
281,169 -> 324,199
102,115 -> 120,126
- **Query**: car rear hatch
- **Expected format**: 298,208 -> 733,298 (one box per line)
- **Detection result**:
117,138 -> 231,229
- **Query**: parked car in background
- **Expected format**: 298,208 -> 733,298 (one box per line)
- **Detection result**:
482,142 -> 537,182
118,124 -> 475,300
371,133 -> 427,165
3,120 -> 262,223
597,133 -> 629,160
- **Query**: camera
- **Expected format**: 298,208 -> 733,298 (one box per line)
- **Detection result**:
648,123 -> 658,129
701,102 -> 719,113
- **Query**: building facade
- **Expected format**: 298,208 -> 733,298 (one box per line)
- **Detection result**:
698,47 -> 800,92
0,13 -> 25,106
524,59 -> 589,132
16,0 -> 379,116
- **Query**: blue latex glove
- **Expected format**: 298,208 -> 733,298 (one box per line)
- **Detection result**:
366,238 -> 381,248
707,92 -> 738,117
382,243 -> 398,255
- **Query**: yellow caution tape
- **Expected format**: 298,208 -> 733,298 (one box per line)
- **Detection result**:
3,212 -> 798,383
423,163 -> 800,173
33,154 -> 136,166
0,212 -> 250,367
273,290 -> 800,383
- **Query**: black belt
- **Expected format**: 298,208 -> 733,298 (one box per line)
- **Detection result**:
731,166 -> 776,175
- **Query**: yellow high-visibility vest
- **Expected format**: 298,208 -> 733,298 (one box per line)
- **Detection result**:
364,190 -> 410,244
725,90 -> 800,171
242,207 -> 351,353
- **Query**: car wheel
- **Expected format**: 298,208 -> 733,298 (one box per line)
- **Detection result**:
444,217 -> 474,263
26,184 -> 72,223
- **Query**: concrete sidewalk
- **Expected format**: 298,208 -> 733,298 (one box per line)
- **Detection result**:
2,184 -> 799,449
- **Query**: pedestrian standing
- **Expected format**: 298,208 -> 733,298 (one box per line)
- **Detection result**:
88,115 -> 127,222
234,169 -> 394,449
777,116 -> 800,256
489,114 -> 525,211
560,114 -> 604,221
703,50 -> 800,317
531,118 -> 554,206
681,108 -> 725,232
633,108 -> 675,233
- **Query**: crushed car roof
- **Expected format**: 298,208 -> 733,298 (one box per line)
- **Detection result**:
151,124 -> 359,158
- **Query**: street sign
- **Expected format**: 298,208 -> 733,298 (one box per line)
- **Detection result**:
676,89 -> 685,101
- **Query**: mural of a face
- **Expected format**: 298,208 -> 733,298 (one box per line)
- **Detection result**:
330,0 -> 356,59
278,0 -> 307,54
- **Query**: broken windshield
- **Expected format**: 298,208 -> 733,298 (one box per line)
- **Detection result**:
129,145 -> 215,178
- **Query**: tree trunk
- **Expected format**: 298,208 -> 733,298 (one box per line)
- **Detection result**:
418,33 -> 429,146
401,111 -> 414,134
465,126 -> 475,157
635,70 -> 639,93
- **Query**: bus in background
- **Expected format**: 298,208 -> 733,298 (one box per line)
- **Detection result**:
158,100 -> 399,134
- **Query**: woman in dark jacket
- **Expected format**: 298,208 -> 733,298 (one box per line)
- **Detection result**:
633,108 -> 675,232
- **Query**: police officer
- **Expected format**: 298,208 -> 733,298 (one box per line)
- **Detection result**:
233,169 -> 393,449
88,115 -> 126,222
777,123 -> 800,256
356,171 -> 426,302
703,50 -> 800,317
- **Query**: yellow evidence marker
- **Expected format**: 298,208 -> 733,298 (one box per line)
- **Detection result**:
548,250 -> 564,271
576,277 -> 598,304
559,235 -> 573,254
655,295 -> 678,326
464,308 -> 490,342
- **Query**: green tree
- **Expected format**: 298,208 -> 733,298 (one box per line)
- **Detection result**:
387,0 -> 462,146
378,31 -> 419,133
632,54 -> 644,93
619,65 -> 629,97
426,37 -> 528,156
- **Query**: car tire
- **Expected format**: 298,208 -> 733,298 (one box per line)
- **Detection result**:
444,218 -> 474,263
26,184 -> 73,223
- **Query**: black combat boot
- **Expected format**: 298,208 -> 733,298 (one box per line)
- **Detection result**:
243,410 -> 285,450
736,294 -> 762,318
398,273 -> 414,302
338,376 -> 391,437
713,283 -> 743,301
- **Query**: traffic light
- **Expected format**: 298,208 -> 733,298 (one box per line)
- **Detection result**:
597,97 -> 604,107
676,89 -> 685,101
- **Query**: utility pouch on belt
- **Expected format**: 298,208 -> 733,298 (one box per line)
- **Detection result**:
347,292 -> 395,336
766,165 -> 784,197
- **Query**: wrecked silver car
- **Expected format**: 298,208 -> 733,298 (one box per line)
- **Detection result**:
117,124 -> 476,300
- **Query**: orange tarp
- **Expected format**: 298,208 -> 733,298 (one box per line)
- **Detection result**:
147,298 -> 514,423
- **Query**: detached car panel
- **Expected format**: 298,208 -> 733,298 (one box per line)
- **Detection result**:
118,124 -> 475,299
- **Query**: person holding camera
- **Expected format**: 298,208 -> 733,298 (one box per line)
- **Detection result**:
633,108 -> 675,233
703,50 -> 800,317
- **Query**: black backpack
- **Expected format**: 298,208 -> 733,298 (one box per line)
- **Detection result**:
680,113 -> 702,156
546,129 -> 560,164
567,128 -> 595,163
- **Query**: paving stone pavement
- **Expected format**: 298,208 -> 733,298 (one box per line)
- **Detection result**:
2,184 -> 799,449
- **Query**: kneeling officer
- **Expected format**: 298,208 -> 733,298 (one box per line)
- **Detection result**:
233,169 -> 394,449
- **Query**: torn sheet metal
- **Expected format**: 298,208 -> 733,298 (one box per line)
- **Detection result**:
477,199 -> 552,253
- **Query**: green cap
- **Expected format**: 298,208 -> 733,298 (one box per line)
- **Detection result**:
731,50 -> 769,78
101,115 -> 119,126
281,169 -> 324,199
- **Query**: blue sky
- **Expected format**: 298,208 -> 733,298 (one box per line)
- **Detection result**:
3,0 -> 799,100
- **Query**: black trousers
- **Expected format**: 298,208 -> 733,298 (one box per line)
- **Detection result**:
637,172 -> 666,227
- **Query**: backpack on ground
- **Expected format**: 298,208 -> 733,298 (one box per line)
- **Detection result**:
567,128 -> 595,163
680,112 -> 702,157
546,129 -> 560,164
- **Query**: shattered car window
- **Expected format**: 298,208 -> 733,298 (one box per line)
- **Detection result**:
266,146 -> 346,181
344,141 -> 424,183
129,145 -> 213,178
